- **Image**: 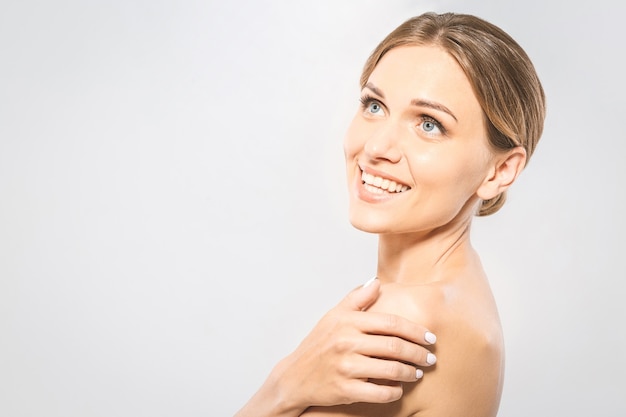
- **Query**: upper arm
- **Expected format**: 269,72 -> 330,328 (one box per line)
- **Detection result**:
368,285 -> 504,417
302,284 -> 505,417
405,320 -> 504,417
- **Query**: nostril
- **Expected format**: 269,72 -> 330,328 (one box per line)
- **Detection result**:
363,133 -> 402,164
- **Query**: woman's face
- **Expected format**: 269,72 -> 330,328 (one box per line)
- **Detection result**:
344,45 -> 495,234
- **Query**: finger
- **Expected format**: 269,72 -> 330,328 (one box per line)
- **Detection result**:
344,354 -> 425,382
357,334 -> 436,367
340,277 -> 381,312
342,379 -> 404,404
353,311 -> 437,347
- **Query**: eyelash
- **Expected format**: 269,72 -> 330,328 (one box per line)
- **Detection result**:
358,94 -> 447,136
420,115 -> 446,136
359,94 -> 381,112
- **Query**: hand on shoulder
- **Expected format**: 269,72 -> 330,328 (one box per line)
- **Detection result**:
235,278 -> 437,417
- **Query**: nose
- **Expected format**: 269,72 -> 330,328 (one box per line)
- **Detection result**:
363,122 -> 402,163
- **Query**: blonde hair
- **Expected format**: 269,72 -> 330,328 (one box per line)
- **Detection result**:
360,12 -> 546,216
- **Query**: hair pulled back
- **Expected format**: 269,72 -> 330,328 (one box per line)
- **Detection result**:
360,12 -> 546,216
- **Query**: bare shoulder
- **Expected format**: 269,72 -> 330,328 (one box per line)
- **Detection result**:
302,273 -> 504,417
382,276 -> 505,417
406,284 -> 504,417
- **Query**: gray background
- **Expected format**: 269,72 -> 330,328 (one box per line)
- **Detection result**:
1,0 -> 624,416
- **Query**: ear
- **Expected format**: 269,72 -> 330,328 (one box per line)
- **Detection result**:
477,147 -> 527,200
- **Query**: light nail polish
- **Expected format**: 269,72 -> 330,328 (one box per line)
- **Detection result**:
363,277 -> 378,288
425,331 -> 437,344
426,353 -> 437,365
415,369 -> 424,379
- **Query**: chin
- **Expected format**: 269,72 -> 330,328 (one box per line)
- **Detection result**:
348,203 -> 464,236
349,220 -> 383,234
348,209 -> 399,235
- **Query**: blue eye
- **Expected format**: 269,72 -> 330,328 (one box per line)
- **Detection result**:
359,95 -> 385,116
419,117 -> 444,135
422,121 -> 436,132
368,102 -> 382,114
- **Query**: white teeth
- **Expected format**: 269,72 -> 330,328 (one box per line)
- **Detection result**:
360,170 -> 410,193
364,184 -> 384,194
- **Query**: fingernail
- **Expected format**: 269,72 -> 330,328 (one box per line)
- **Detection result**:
415,369 -> 424,379
425,331 -> 437,344
363,277 -> 378,288
426,353 -> 437,365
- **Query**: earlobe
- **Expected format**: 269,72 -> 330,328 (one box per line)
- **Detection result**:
477,147 -> 527,200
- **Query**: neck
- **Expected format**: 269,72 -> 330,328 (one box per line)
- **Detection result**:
376,216 -> 475,285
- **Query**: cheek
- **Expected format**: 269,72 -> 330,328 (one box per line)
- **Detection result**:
449,152 -> 492,197
408,147 -> 487,191
343,115 -> 367,159
406,148 -> 449,184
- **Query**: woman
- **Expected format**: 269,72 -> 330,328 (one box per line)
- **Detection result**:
236,11 -> 545,417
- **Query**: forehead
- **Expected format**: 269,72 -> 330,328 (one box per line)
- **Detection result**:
367,45 -> 481,117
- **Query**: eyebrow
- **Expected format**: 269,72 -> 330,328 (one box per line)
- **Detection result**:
364,82 -> 458,122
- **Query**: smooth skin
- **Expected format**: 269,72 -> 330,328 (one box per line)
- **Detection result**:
302,45 -> 526,417
234,279 -> 437,417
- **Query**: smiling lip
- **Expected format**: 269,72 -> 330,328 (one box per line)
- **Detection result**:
356,166 -> 411,202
